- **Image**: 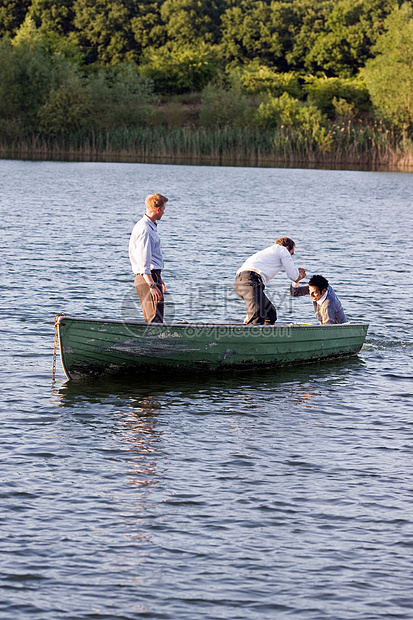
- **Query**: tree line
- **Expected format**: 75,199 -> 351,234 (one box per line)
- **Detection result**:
1,0 -> 413,165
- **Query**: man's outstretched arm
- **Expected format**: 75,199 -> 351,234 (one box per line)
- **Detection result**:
290,283 -> 310,297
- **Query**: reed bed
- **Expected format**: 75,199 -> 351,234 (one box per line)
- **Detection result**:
0,123 -> 411,170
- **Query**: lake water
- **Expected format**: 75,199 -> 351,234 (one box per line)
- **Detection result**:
1,159 -> 413,620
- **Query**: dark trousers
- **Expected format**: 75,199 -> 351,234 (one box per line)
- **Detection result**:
134,269 -> 164,323
234,271 -> 277,325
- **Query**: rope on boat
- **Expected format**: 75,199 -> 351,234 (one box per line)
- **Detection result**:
52,313 -> 65,381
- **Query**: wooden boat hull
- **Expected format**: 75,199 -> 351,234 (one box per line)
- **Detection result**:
56,315 -> 369,380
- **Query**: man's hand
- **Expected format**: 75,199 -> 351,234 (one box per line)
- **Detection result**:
150,286 -> 163,302
143,273 -> 164,301
296,268 -> 306,282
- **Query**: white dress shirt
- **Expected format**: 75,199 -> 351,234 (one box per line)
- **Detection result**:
129,214 -> 164,275
237,244 -> 299,284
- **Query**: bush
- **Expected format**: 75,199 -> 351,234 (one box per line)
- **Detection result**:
364,4 -> 413,130
38,74 -> 90,135
254,92 -> 324,130
0,34 -> 75,137
140,45 -> 220,94
85,64 -> 157,130
38,63 -> 157,135
236,62 -> 302,98
252,92 -> 330,149
332,97 -> 356,121
199,79 -> 248,128
304,75 -> 371,118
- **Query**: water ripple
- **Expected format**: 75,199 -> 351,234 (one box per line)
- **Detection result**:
1,161 -> 413,619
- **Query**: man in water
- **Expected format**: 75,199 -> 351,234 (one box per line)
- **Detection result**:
129,193 -> 168,323
234,237 -> 306,324
290,274 -> 347,324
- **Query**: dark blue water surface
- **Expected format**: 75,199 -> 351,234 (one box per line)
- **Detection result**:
1,160 -> 413,619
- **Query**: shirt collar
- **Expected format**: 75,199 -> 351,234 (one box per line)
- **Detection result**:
144,213 -> 157,227
317,289 -> 328,305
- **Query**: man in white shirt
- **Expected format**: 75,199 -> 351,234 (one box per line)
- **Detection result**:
129,193 -> 168,322
234,237 -> 306,325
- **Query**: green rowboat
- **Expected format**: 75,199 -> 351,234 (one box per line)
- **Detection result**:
55,315 -> 369,380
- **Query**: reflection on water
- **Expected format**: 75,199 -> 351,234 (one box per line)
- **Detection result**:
53,354 -> 366,404
51,385 -> 165,488
51,354 -> 367,446
117,397 -> 163,488
289,384 -> 321,409
118,412 -> 162,488
49,357 -> 367,497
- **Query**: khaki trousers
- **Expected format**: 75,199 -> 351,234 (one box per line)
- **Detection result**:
134,270 -> 164,323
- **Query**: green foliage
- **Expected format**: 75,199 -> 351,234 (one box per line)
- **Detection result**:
150,97 -> 200,128
254,92 -> 326,133
0,0 -> 412,153
87,64 -> 157,129
332,97 -> 357,121
3,123 -> 403,169
305,0 -> 397,77
37,72 -> 90,135
140,45 -> 220,94
304,75 -> 371,118
235,62 -> 302,97
39,63 -> 157,134
130,3 -> 165,57
0,0 -> 31,38
72,0 -> 136,64
28,0 -> 75,37
364,3 -> 413,129
0,20 -> 157,139
219,0 -> 283,67
160,0 -> 226,47
0,30 -> 74,137
200,78 -> 249,128
15,11 -> 83,61
282,0 -> 335,72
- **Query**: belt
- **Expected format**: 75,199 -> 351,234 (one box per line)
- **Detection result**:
245,269 -> 261,276
238,269 -> 263,279
136,269 -> 162,276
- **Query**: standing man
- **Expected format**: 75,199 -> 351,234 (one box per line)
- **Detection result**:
234,237 -> 306,325
290,274 -> 347,324
129,193 -> 168,323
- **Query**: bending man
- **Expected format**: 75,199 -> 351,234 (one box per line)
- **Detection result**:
234,237 -> 306,325
290,274 -> 347,324
129,193 -> 168,323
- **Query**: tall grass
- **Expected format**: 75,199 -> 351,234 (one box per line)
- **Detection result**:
0,123 -> 411,169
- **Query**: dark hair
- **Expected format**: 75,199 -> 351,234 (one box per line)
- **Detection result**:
275,237 -> 295,252
308,274 -> 329,292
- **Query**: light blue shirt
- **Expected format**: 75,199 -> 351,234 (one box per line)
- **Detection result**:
129,215 -> 164,275
290,284 -> 347,324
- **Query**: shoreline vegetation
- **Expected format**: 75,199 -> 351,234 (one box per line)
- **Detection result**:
2,1 -> 413,171
2,125 -> 413,171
